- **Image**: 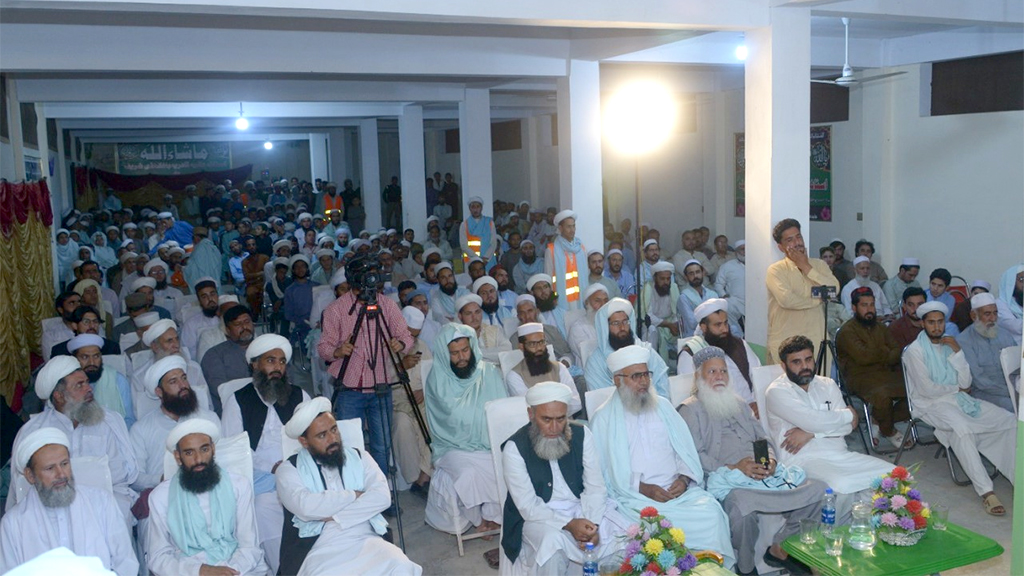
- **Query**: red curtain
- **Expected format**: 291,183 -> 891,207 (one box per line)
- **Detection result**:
0,179 -> 54,238
75,164 -> 254,194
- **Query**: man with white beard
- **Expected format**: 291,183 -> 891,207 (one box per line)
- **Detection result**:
6,357 -> 139,526
589,345 -> 734,569
679,347 -> 822,576
130,319 -> 213,418
678,299 -> 760,415
840,255 -> 893,318
568,284 -> 609,368
147,419 -> 269,576
956,292 -> 1019,412
501,382 -> 628,574
0,428 -> 138,576
506,324 -> 582,417
67,333 -> 135,428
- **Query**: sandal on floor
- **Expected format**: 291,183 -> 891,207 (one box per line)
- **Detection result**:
884,432 -> 913,450
484,548 -> 501,569
983,494 -> 1006,516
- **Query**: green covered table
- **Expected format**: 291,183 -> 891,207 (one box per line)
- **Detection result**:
782,523 -> 1003,576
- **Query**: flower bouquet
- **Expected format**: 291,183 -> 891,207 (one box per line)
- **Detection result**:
615,507 -> 701,576
871,465 -> 930,546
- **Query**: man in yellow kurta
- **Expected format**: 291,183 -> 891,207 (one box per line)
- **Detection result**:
766,219 -> 839,362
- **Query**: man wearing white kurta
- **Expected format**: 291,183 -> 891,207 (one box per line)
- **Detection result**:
542,210 -> 589,312
502,383 -> 628,574
567,284 -> 608,368
590,345 -> 734,569
276,397 -> 422,576
0,428 -> 139,576
713,240 -> 746,336
178,278 -> 221,359
7,356 -> 139,526
222,334 -> 310,574
428,261 -> 469,323
678,299 -> 761,412
130,319 -> 214,418
147,419 -> 269,576
506,323 -> 583,416
903,300 -> 1017,516
840,256 -> 893,317
425,324 -> 508,536
765,335 -> 891,521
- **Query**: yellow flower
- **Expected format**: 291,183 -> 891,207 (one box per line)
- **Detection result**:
872,493 -> 882,501
921,508 -> 931,518
901,485 -> 910,494
669,528 -> 686,545
644,538 -> 665,556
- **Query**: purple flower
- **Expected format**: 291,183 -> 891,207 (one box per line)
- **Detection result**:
880,477 -> 896,491
660,518 -> 673,529
678,553 -> 698,572
626,541 -> 642,556
873,497 -> 889,509
641,572 -> 656,576
907,489 -> 921,500
898,517 -> 916,531
891,495 -> 908,509
880,512 -> 898,527
626,524 -> 640,538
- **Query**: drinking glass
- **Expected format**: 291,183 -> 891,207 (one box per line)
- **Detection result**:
824,532 -> 844,557
800,518 -> 818,544
932,504 -> 949,531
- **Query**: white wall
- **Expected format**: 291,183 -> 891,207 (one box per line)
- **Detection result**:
230,139 -> 311,182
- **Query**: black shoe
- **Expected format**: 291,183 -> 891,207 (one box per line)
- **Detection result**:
737,566 -> 759,576
382,504 -> 402,518
409,481 -> 430,500
763,548 -> 812,576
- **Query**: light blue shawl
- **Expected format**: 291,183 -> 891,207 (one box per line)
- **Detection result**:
293,446 -> 387,537
914,330 -> 980,417
167,465 -> 238,565
583,298 -> 670,398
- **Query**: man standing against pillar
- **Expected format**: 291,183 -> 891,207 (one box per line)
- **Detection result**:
543,210 -> 588,312
766,219 -> 839,363
460,196 -> 498,272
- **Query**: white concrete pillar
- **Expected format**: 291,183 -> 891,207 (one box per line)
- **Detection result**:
308,133 -> 329,186
55,120 -> 69,215
327,129 -> 349,185
743,7 -> 811,347
556,60 -> 604,252
399,106 -> 428,236
6,78 -> 26,180
459,89 -> 494,216
525,115 -> 542,208
359,118 -> 383,232
34,104 -> 50,183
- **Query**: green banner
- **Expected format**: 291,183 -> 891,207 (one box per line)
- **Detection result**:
734,126 -> 833,221
117,142 -> 231,175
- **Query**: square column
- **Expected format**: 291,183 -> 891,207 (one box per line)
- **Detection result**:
556,60 -> 604,251
398,106 -> 427,236
743,7 -> 811,347
459,89 -> 494,215
308,133 -> 329,186
5,78 -> 26,180
327,129 -> 349,185
359,118 -> 383,232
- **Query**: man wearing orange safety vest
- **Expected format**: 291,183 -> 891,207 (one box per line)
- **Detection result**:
318,181 -> 345,219
459,196 -> 498,273
543,209 -> 589,312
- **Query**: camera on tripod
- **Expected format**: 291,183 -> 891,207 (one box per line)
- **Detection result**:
811,285 -> 838,301
345,252 -> 391,305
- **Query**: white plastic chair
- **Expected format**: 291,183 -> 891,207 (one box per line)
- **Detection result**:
579,340 -> 597,371
218,377 -> 254,410
103,354 -> 127,377
281,417 -> 365,460
752,365 -> 783,440
1000,345 -> 1021,417
584,387 -> 615,417
484,397 -> 530,574
13,455 -> 113,505
563,309 -> 586,337
113,315 -> 131,328
163,432 -> 254,486
668,373 -> 694,408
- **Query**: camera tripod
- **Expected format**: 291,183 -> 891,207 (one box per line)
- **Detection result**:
331,294 -> 431,553
814,291 -> 839,379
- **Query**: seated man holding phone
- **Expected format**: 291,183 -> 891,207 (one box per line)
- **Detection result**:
679,346 -> 823,576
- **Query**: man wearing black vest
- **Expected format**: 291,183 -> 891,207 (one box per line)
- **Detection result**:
276,397 -> 421,576
223,333 -> 310,575
501,382 -> 628,574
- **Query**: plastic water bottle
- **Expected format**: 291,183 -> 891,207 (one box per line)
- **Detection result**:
821,487 -> 837,536
583,542 -> 598,576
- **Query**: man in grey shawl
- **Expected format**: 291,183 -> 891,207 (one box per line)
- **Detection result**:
678,346 -> 823,576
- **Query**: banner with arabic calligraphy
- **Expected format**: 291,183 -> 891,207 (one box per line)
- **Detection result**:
733,126 -> 833,221
116,142 -> 231,175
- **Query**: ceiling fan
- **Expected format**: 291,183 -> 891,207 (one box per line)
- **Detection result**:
811,17 -> 905,88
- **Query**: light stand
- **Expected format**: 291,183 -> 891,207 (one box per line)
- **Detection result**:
633,157 -> 647,338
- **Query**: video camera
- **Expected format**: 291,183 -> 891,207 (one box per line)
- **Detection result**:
811,285 -> 838,301
345,252 -> 391,304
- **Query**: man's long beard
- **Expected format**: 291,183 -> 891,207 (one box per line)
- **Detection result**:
83,365 -> 103,384
619,384 -> 657,414
451,352 -> 478,379
521,254 -> 536,265
154,349 -> 182,362
703,331 -> 732,350
311,442 -> 346,470
785,366 -> 815,386
179,458 -> 222,494
497,278 -> 510,291
687,278 -> 703,290
976,321 -> 998,339
63,397 -> 105,426
440,282 -> 457,297
162,388 -> 199,417
528,422 -> 572,461
608,329 -> 635,351
202,306 -> 218,318
536,292 -> 558,312
855,312 -> 877,327
481,299 -> 500,315
35,475 -> 76,508
1015,286 -> 1023,306
524,348 -> 552,377
855,276 -> 871,287
697,377 -> 743,420
155,279 -> 169,290
655,283 -> 671,297
253,369 -> 292,407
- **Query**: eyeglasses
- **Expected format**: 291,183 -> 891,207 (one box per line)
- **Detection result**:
608,319 -> 631,328
618,371 -> 652,383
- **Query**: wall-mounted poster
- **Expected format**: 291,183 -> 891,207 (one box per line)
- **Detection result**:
734,126 -> 833,222
117,142 -> 231,175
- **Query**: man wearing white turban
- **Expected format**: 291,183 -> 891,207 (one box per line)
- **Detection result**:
956,292 -> 1019,412
678,299 -> 761,413
584,298 -> 670,400
66,333 -> 135,428
457,293 -> 513,363
393,306 -> 434,495
714,240 -> 746,337
903,301 -> 1017,516
276,398 -> 422,576
474,275 -> 515,329
501,382 -> 629,573
506,324 -> 582,417
840,255 -> 893,318
147,419 -> 269,576
0,428 -> 138,576
677,259 -> 720,337
428,261 -> 470,323
424,324 -> 508,539
567,284 -> 609,368
130,319 -> 213,419
6,357 -> 139,528
641,260 -> 681,362
459,196 -> 498,272
589,345 -> 735,569
542,210 -> 589,312
222,333 -> 309,573
508,295 -> 575,367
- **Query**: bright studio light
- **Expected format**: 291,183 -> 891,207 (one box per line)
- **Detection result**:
263,140 -> 273,150
235,116 -> 249,130
603,81 -> 677,156
735,45 -> 748,61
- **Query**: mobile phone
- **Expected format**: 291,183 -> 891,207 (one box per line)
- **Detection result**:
753,439 -> 770,468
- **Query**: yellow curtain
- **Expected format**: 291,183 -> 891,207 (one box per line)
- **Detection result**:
0,181 -> 55,402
